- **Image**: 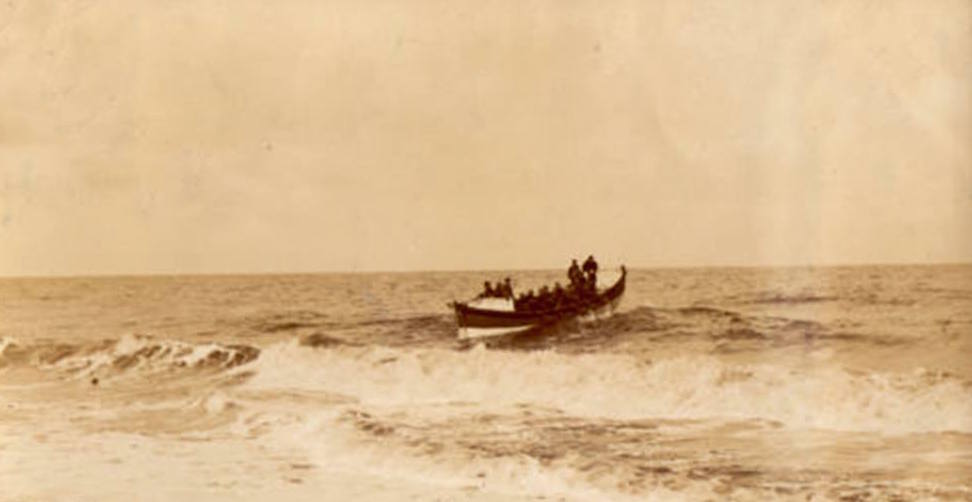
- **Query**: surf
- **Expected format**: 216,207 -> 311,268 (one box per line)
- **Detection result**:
245,339 -> 972,435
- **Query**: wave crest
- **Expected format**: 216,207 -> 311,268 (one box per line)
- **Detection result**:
244,341 -> 972,434
1,335 -> 260,379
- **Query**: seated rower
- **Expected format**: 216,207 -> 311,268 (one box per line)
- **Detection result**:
517,290 -> 536,312
538,285 -> 551,310
553,282 -> 566,309
479,281 -> 495,298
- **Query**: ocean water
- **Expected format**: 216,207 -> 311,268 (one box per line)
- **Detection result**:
1,265 -> 970,501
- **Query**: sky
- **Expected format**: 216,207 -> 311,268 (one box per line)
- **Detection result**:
1,0 -> 970,275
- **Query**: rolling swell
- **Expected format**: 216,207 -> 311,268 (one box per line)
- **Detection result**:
345,314 -> 456,346
487,305 -> 910,354
226,302 -> 915,357
217,299 -> 915,356
288,314 -> 455,348
242,308 -> 456,347
245,309 -> 330,334
732,291 -> 838,305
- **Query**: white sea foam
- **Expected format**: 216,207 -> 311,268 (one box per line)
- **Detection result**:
246,340 -> 972,434
248,404 -> 710,502
2,267 -> 970,501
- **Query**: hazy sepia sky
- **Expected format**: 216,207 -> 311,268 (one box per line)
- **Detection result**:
1,0 -> 969,275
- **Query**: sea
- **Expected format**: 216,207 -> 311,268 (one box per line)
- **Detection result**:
1,265 -> 970,501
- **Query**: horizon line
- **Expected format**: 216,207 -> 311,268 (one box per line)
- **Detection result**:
1,259 -> 969,280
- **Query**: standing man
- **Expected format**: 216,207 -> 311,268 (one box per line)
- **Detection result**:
582,255 -> 598,292
567,259 -> 583,289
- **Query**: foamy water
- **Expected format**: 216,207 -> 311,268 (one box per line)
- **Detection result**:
1,265 -> 970,500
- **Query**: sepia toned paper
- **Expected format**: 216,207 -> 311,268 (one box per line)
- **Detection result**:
1,1 -> 969,500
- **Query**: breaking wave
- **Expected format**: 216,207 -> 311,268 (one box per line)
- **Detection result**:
4,326 -> 968,436
0,334 -> 260,378
246,340 -> 972,435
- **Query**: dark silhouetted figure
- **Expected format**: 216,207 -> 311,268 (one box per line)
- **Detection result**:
582,255 -> 598,292
568,259 -> 583,289
481,281 -> 494,298
502,277 -> 513,298
523,290 -> 536,311
538,286 -> 551,310
515,289 -> 536,312
582,255 -> 598,277
553,282 -> 567,309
